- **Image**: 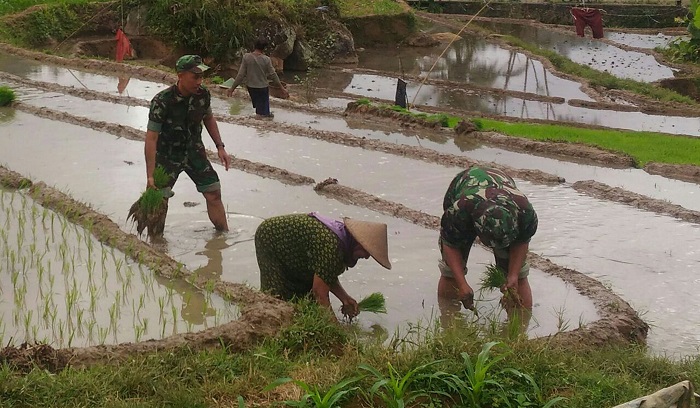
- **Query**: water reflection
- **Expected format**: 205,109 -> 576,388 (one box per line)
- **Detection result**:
0,107 -> 15,124
471,20 -> 675,82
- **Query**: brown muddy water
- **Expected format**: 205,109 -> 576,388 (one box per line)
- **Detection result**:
1,110 -> 700,356
0,187 -> 237,348
0,111 -> 597,342
469,20 -> 677,81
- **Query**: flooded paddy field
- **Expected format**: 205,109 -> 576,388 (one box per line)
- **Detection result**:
0,187 -> 237,348
0,111 -> 598,341
0,105 -> 695,356
0,9 -> 698,359
4,67 -> 700,216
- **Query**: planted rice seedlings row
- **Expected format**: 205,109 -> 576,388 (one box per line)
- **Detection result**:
1,190 -> 229,347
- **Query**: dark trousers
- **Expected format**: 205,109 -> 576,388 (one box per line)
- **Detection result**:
571,8 -> 604,39
247,86 -> 270,116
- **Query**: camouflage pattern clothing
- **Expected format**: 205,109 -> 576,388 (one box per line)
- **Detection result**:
439,166 -> 538,279
147,85 -> 220,192
255,214 -> 348,300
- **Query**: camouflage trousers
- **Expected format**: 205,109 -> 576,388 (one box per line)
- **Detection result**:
438,237 -> 530,279
156,145 -> 220,193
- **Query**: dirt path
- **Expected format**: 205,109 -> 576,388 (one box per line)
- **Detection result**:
313,178 -> 649,348
0,166 -> 293,372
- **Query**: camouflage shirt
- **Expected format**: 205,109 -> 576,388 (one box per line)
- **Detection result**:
440,166 -> 538,249
147,84 -> 213,159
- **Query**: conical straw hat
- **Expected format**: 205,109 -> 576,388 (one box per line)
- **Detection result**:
344,218 -> 391,270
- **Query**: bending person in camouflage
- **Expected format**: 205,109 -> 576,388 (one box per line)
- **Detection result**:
255,213 -> 391,319
439,166 -> 538,321
145,55 -> 232,231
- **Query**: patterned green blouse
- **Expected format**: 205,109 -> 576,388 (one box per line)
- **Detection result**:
255,214 -> 347,300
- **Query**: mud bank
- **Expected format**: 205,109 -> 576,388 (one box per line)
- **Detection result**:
573,180 -> 700,225
313,179 -> 649,347
344,102 -> 638,168
644,162 -> 700,185
12,102 -> 315,186
0,166 -> 294,371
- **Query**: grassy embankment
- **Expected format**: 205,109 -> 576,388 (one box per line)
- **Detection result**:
355,99 -> 700,167
1,299 -> 700,407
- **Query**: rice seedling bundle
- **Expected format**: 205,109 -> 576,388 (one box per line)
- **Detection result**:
0,86 -> 16,107
357,292 -> 387,314
480,264 -> 506,290
127,166 -> 171,238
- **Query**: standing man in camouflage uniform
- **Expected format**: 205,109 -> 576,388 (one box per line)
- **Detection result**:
145,55 -> 232,231
438,166 -> 538,319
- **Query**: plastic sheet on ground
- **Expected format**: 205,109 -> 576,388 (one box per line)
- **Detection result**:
612,381 -> 696,408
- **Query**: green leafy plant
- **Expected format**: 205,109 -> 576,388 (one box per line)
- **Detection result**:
480,264 -> 506,290
211,75 -> 225,85
127,165 -> 171,237
359,360 -> 449,408
442,341 -> 509,407
357,292 -> 387,314
264,376 -> 362,408
0,86 -> 16,107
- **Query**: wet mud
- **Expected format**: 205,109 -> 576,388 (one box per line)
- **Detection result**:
572,180 -> 700,225
644,162 -> 700,185
313,179 -> 649,347
0,166 -> 293,371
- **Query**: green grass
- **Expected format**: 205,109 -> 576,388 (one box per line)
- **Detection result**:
0,86 -> 15,106
0,0 -> 111,16
1,300 -> 699,407
503,35 -> 696,105
480,264 -> 507,291
478,118 -> 700,167
336,0 -> 405,17
357,292 -> 387,314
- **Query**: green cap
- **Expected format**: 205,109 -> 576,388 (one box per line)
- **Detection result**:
474,195 -> 519,249
176,55 -> 209,74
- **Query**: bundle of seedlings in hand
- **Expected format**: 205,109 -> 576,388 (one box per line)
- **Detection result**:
480,264 -> 507,291
0,86 -> 16,107
357,292 -> 387,314
127,166 -> 171,238
481,264 -> 523,308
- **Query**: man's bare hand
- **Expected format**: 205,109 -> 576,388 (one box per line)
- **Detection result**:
218,148 -> 231,171
146,176 -> 156,190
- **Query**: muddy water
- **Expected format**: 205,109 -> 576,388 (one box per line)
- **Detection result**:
9,79 -> 700,215
307,71 -> 700,136
4,52 -> 700,136
356,39 -> 593,100
470,20 -> 676,81
0,111 -> 597,339
0,187 -> 237,348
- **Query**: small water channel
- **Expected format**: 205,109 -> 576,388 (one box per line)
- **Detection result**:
0,111 -> 597,341
0,187 -> 237,348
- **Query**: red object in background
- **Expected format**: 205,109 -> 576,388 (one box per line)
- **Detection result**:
115,28 -> 132,62
571,8 -> 604,39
